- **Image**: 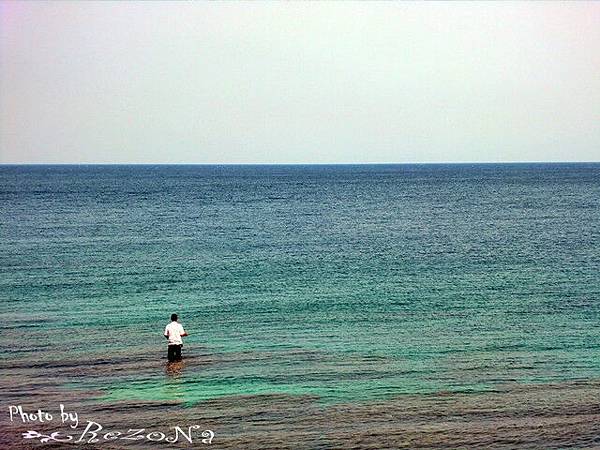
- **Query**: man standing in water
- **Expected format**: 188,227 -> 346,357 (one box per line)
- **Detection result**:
164,313 -> 188,362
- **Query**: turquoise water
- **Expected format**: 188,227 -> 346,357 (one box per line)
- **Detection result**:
1,164 -> 600,446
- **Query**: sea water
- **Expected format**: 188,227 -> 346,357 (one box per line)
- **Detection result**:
1,163 -> 599,447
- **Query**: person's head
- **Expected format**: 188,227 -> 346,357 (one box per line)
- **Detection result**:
171,313 -> 178,322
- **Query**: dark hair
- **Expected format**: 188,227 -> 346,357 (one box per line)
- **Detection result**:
171,313 -> 178,321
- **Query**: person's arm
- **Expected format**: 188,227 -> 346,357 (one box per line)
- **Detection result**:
164,326 -> 170,339
180,324 -> 188,337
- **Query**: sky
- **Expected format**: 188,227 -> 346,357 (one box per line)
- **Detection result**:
1,1 -> 599,164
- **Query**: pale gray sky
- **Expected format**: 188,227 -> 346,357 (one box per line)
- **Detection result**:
1,1 -> 599,164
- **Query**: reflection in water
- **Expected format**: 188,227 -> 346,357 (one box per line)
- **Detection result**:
165,360 -> 185,377
164,361 -> 186,401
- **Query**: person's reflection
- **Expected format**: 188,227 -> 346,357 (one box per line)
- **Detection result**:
165,360 -> 185,377
164,360 -> 186,400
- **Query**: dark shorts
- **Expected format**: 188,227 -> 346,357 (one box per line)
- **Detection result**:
167,344 -> 182,362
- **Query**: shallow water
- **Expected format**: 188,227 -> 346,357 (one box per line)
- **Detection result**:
1,163 -> 599,448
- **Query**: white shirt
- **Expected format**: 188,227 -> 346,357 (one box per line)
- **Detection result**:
164,321 -> 186,345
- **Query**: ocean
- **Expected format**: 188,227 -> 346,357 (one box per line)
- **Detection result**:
1,163 -> 599,448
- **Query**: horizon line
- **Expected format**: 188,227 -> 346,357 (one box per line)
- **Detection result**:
1,161 -> 599,166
